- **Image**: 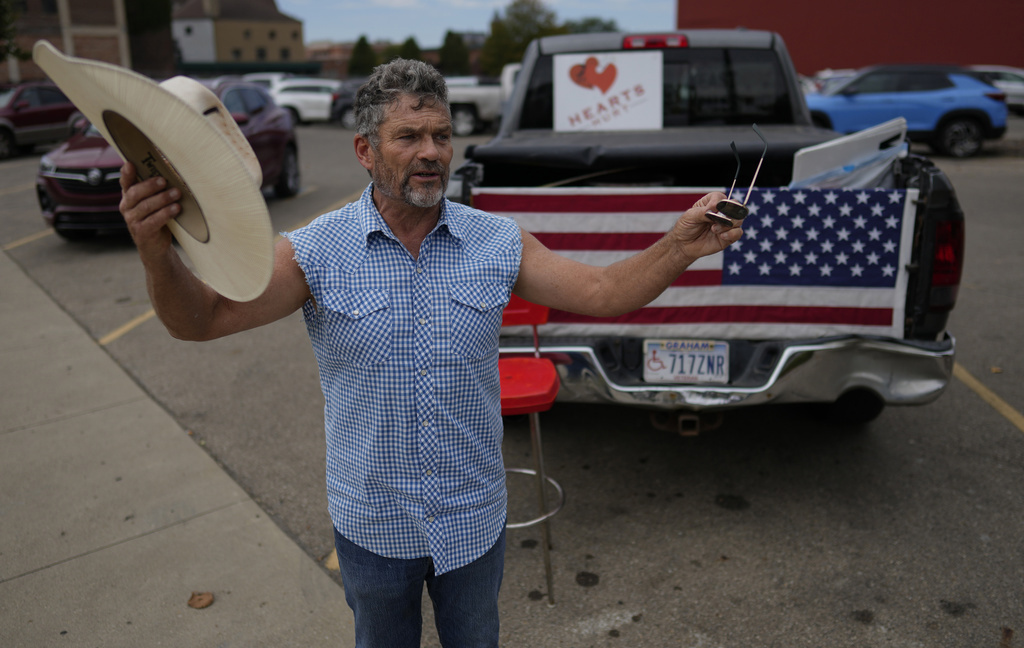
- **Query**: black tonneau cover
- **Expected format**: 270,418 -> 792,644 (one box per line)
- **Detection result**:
467,125 -> 839,188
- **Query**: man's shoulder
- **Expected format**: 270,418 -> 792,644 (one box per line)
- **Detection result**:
445,198 -> 521,242
284,201 -> 365,264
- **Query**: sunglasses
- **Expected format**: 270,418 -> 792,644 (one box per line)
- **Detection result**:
706,123 -> 767,228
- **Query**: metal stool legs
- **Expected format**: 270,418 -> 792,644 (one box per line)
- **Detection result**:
506,410 -> 564,606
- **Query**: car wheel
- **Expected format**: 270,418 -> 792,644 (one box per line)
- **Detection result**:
451,106 -> 477,137
933,117 -> 983,158
0,129 -> 15,160
340,108 -> 357,130
274,145 -> 300,198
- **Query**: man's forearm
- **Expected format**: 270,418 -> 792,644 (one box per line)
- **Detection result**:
142,246 -> 223,341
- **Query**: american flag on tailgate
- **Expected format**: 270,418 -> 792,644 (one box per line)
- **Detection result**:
472,186 -> 919,340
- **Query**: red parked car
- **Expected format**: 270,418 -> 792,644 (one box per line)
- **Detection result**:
0,81 -> 81,159
37,79 -> 300,240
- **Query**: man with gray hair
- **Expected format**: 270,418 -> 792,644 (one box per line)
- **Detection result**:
119,58 -> 741,647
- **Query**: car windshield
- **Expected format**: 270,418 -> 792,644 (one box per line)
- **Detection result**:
0,88 -> 15,107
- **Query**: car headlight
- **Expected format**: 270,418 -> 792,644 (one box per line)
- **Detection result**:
39,155 -> 56,175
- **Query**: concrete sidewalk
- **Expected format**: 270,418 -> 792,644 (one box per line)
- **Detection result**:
0,250 -> 354,647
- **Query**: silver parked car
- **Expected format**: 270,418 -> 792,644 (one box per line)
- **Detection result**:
971,65 -> 1024,115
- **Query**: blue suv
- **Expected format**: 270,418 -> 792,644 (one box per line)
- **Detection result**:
806,65 -> 1008,158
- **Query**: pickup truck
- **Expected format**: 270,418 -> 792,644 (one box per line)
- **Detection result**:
446,64 -> 521,136
451,30 -> 964,431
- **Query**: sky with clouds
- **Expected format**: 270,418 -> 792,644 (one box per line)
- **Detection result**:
278,0 -> 677,48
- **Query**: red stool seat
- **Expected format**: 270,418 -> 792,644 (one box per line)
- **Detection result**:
499,357 -> 559,416
499,294 -> 563,605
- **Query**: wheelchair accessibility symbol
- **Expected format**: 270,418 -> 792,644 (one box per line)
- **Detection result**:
646,349 -> 666,372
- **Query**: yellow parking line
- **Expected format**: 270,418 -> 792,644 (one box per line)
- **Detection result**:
0,182 -> 35,198
953,362 -> 1024,434
96,190 -> 364,346
3,228 -> 54,250
98,309 -> 157,346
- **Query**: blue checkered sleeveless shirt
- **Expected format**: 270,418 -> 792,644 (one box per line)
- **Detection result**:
284,185 -> 522,574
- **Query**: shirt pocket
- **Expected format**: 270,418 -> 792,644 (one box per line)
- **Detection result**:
448,282 -> 509,359
319,289 -> 392,366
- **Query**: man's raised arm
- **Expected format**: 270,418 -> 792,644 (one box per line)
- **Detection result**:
119,162 -> 311,341
513,191 -> 741,317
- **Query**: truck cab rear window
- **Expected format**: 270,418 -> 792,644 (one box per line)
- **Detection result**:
519,48 -> 793,129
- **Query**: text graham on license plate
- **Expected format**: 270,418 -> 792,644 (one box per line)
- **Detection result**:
642,339 -> 729,384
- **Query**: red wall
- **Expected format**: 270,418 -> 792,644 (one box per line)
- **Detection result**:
677,0 -> 1024,76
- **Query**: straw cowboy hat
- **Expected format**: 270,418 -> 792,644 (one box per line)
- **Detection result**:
32,40 -> 274,302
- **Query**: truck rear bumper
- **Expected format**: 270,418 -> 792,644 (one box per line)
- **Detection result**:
499,334 -> 955,411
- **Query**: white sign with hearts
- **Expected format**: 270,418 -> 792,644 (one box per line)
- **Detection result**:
553,51 -> 664,132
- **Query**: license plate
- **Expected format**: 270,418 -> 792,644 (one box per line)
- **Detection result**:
642,339 -> 729,384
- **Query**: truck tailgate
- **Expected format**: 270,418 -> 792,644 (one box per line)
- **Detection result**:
473,185 -> 919,340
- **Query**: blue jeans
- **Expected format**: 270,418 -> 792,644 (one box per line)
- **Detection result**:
333,527 -> 505,648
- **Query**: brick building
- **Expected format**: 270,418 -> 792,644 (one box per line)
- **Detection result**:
676,0 -> 1023,76
3,0 -> 130,84
172,0 -> 306,68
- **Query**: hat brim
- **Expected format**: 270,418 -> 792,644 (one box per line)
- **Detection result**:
33,41 -> 274,302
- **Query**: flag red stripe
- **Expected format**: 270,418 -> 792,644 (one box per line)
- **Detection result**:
549,305 -> 893,326
473,192 -> 705,213
671,271 -> 722,287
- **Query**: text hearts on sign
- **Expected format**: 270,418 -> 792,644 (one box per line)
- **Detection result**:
569,57 -> 617,94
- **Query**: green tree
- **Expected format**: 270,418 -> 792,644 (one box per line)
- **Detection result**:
480,0 -> 567,76
438,31 -> 470,76
1,0 -> 29,61
382,42 -> 402,62
479,12 -> 514,78
398,37 -> 421,61
348,35 -> 377,76
563,16 -> 618,34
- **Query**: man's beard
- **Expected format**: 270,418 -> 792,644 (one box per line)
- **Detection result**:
373,158 -> 449,208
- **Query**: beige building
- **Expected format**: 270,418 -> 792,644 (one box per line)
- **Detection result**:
3,0 -> 130,84
172,0 -> 304,65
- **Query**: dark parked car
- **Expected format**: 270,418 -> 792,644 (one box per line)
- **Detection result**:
0,81 -> 81,159
806,64 -> 1008,157
329,78 -> 366,129
37,79 -> 300,240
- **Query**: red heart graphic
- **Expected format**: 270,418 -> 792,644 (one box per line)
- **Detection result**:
569,57 -> 617,94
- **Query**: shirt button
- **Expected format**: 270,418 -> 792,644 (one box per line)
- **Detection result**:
420,368 -> 428,376
427,516 -> 435,523
419,317 -> 427,325
416,266 -> 424,274
352,310 -> 360,317
425,469 -> 433,476
422,420 -> 429,427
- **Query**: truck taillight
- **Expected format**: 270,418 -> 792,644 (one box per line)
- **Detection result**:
622,34 -> 688,49
929,220 -> 964,312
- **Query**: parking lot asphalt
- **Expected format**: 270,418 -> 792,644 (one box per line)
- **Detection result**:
2,119 -> 1021,647
0,249 -> 355,647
